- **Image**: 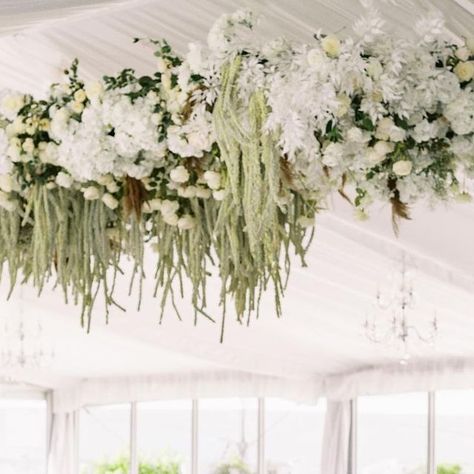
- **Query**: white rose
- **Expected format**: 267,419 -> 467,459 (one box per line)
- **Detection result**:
203,170 -> 221,190
212,189 -> 226,201
456,47 -> 471,61
389,126 -> 406,143
160,199 -> 179,216
188,131 -> 210,151
366,149 -> 385,166
163,212 -> 179,226
0,174 -> 14,193
366,59 -> 383,80
74,89 -> 87,103
102,193 -> 119,210
1,94 -> 25,119
170,165 -> 190,184
52,107 -> 70,124
466,37 -> 474,54
143,198 -> 162,213
70,101 -> 84,114
321,35 -> 341,58
454,61 -> 474,82
82,186 -> 100,200
297,215 -> 315,228
373,141 -> 395,157
84,81 -> 104,101
195,187 -> 212,199
55,172 -> 74,189
392,160 -> 413,176
177,214 -> 196,230
307,48 -> 326,68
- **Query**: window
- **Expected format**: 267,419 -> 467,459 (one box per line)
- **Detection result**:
358,392 -> 428,474
199,398 -> 258,474
436,390 -> 474,473
79,403 -> 131,474
265,398 -> 326,474
137,400 -> 192,473
0,399 -> 47,474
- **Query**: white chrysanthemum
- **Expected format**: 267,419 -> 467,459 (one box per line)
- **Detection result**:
445,89 -> 474,135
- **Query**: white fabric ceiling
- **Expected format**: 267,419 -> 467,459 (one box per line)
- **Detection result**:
0,0 -> 474,400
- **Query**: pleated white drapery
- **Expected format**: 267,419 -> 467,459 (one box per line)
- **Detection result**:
320,400 -> 353,474
47,411 -> 78,474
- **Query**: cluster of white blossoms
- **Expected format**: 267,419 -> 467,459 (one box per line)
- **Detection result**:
0,8 -> 472,223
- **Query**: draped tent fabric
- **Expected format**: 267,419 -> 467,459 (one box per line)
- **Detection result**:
47,411 -> 78,474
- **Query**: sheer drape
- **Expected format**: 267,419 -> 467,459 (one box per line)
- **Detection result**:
320,400 -> 353,474
47,411 -> 78,474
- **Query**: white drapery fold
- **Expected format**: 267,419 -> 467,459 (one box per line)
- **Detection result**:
47,411 -> 78,474
324,358 -> 474,401
320,400 -> 353,474
52,370 -> 323,414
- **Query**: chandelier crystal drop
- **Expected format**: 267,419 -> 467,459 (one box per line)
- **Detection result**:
0,298 -> 54,371
363,255 -> 438,364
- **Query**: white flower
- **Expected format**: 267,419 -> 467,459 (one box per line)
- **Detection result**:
321,35 -> 341,58
160,199 -> 179,216
83,186 -> 100,200
307,48 -> 326,68
347,127 -> 370,144
55,172 -> 74,189
466,37 -> 474,54
84,81 -> 104,101
177,214 -> 196,230
375,117 -> 406,142
156,57 -> 169,73
70,101 -> 84,114
373,141 -> 395,157
178,185 -> 198,198
96,174 -> 115,186
367,149 -> 385,166
412,120 -> 438,143
335,94 -> 351,118
212,189 -> 226,201
22,138 -> 35,155
456,47 -> 471,62
392,160 -> 413,176
170,165 -> 190,184
195,187 -> 212,199
74,89 -> 87,103
0,190 -> 16,212
366,59 -> 383,80
297,215 -> 315,228
454,61 -> 474,82
106,181 -> 120,193
163,212 -> 179,226
0,174 -> 15,193
322,142 -> 344,167
0,93 -> 25,120
102,193 -> 119,210
186,43 -> 203,74
143,198 -> 162,213
203,170 -> 221,190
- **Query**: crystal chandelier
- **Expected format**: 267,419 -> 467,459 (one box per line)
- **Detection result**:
0,296 -> 54,371
363,254 -> 438,364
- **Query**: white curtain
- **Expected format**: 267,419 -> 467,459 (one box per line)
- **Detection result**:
47,412 -> 78,474
320,400 -> 353,474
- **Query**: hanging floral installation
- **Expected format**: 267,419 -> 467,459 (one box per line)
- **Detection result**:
0,7 -> 473,337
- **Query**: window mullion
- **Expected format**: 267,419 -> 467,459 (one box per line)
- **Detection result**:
130,402 -> 138,474
428,392 -> 436,474
257,398 -> 265,474
192,399 -> 199,474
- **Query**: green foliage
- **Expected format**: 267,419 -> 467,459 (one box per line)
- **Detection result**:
214,457 -> 252,474
94,456 -> 181,474
437,464 -> 462,474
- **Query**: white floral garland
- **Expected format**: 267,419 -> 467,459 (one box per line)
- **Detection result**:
0,9 -> 473,336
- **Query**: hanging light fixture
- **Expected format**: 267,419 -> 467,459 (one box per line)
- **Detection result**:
0,292 -> 54,371
363,254 -> 438,364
